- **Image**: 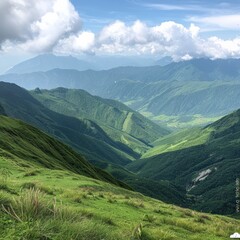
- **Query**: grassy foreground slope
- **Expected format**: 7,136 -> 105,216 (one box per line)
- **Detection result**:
0,119 -> 239,239
31,87 -> 170,154
0,115 -> 126,187
128,110 -> 240,214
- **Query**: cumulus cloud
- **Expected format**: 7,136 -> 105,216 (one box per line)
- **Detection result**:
94,20 -> 240,60
0,0 -> 81,52
55,31 -> 96,54
1,1 -> 240,60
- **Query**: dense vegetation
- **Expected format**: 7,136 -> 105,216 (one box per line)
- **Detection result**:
0,82 -> 136,166
0,78 -> 240,216
0,82 -> 187,206
0,116 -> 239,239
128,109 -> 240,214
31,87 -> 169,154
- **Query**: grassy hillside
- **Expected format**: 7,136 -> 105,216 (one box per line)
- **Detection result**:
127,110 -> 240,214
0,116 -> 239,239
0,83 -> 189,206
0,82 -> 136,166
0,115 -> 127,187
142,127 -> 212,158
31,88 -> 169,154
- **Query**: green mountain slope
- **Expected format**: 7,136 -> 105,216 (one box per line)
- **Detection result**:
0,82 -> 188,206
0,115 -> 127,187
0,82 -> 135,166
142,127 -> 212,158
2,59 -> 240,128
0,116 -> 239,239
31,88 -> 169,154
127,109 -> 240,214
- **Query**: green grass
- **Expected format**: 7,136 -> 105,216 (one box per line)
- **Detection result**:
0,115 -> 128,188
140,112 -> 221,130
0,113 -> 239,239
1,156 -> 239,240
142,127 -> 213,158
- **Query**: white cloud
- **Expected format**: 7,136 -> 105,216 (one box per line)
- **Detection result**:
144,3 -> 206,11
188,15 -> 240,30
95,20 -> 240,60
55,31 -> 95,54
1,2 -> 240,60
0,0 -> 81,52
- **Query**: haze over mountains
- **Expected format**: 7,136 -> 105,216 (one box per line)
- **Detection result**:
6,54 -> 171,74
1,56 -> 240,215
2,56 -> 240,129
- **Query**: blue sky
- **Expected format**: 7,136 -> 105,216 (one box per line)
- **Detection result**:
73,0 -> 240,37
0,0 -> 240,73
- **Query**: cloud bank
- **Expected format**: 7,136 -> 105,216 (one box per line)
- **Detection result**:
1,0 -> 240,60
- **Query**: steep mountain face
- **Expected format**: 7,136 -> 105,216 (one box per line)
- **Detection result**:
0,82 -> 135,166
0,115 -> 127,187
6,54 -> 93,74
127,110 -> 240,214
31,88 -> 170,154
2,58 -> 240,128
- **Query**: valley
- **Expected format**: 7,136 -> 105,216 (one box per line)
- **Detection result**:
1,1 -> 240,239
0,57 -> 240,239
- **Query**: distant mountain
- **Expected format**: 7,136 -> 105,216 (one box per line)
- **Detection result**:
154,56 -> 173,66
127,109 -> 240,214
6,54 -> 93,74
2,58 -> 240,128
31,88 -> 170,154
6,54 -> 162,74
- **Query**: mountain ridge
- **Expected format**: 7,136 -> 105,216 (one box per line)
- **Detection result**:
127,109 -> 240,214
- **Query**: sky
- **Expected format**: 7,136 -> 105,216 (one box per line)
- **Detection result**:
0,0 -> 240,72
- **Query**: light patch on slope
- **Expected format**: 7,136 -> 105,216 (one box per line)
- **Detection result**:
122,112 -> 133,132
194,169 -> 212,182
187,168 -> 213,191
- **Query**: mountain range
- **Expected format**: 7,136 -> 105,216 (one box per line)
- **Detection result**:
0,57 -> 240,217
31,87 -> 169,154
6,54 -> 171,74
2,58 -> 240,129
0,82 -> 185,206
